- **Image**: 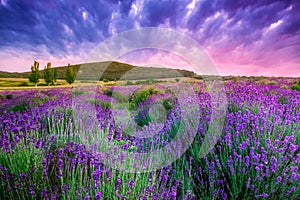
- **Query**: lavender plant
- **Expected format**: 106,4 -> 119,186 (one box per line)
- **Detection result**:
0,81 -> 299,199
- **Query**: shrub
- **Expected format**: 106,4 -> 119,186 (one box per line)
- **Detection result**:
291,79 -> 300,91
7,103 -> 28,112
163,98 -> 174,110
291,84 -> 300,91
103,78 -> 109,82
18,81 -> 28,86
101,101 -> 112,109
125,81 -> 134,85
44,62 -> 54,86
28,60 -> 40,87
66,64 -> 76,84
37,83 -> 47,86
130,87 -> 164,110
6,94 -> 13,99
103,88 -> 113,97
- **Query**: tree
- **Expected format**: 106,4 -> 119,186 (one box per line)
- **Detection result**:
65,63 -> 76,84
43,62 -> 53,86
53,68 -> 58,85
29,60 -> 40,87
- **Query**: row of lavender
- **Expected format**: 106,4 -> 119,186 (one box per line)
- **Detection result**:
0,81 -> 299,199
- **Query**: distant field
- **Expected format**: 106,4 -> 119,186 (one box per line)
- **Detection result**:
0,77 -> 202,90
0,78 -> 68,89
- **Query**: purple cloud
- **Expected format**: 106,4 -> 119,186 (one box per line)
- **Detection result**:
0,0 -> 299,76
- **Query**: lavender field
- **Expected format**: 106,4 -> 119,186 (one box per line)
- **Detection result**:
0,80 -> 300,200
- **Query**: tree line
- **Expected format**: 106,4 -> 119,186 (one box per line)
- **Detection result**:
28,60 -> 76,87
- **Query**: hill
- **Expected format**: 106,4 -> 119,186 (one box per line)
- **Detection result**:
0,61 -> 195,81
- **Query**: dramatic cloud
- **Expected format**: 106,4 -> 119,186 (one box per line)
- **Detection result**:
0,0 -> 299,76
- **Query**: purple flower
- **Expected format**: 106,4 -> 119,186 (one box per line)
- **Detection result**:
276,176 -> 282,183
49,135 -> 55,142
245,156 -> 250,167
128,179 -> 134,189
116,177 -> 121,190
41,189 -> 48,198
163,174 -> 168,182
246,177 -> 251,189
291,166 -> 298,173
96,190 -> 102,200
289,144 -> 298,152
58,148 -> 64,158
290,186 -> 296,192
42,157 -> 47,166
57,159 -> 63,169
258,193 -> 269,198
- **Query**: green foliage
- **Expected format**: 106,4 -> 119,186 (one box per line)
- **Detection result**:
163,98 -> 173,110
103,78 -> 109,82
37,83 -> 48,86
0,139 -> 44,199
281,84 -> 289,89
130,87 -> 164,110
135,79 -> 166,85
1,61 -> 196,83
103,88 -> 113,97
6,94 -> 13,99
53,68 -> 58,84
125,80 -> 134,85
65,64 -> 76,84
279,96 -> 289,104
7,103 -> 28,112
269,81 -> 279,85
100,101 -> 112,109
28,60 -> 40,87
175,78 -> 180,82
18,81 -> 28,86
43,62 -> 54,86
104,82 -> 116,86
31,91 -> 49,106
291,80 -> 300,91
291,84 -> 300,91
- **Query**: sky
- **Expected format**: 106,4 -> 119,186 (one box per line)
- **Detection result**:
0,0 -> 299,77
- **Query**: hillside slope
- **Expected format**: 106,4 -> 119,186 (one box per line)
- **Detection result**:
0,61 -> 195,80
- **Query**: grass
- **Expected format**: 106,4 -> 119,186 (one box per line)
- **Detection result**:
1,81 -> 300,199
0,78 -> 67,88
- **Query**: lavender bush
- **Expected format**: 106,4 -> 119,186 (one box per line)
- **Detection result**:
0,81 -> 299,199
